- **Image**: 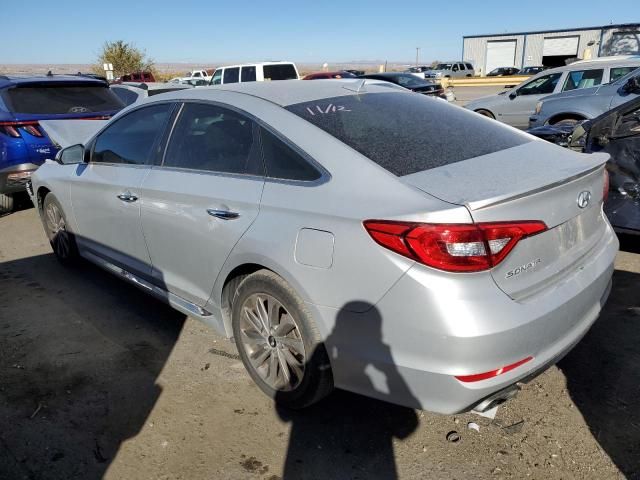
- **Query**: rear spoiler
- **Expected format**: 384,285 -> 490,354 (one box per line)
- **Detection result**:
39,119 -> 108,149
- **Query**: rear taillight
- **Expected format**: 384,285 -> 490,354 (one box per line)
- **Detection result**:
0,121 -> 43,138
603,168 -> 610,202
363,220 -> 547,273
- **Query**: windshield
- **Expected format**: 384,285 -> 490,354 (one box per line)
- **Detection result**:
285,92 -> 528,176
3,83 -> 125,114
434,64 -> 453,70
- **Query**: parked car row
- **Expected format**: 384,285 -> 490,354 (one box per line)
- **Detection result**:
465,55 -> 640,129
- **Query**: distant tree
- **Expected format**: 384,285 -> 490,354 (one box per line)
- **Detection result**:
430,60 -> 441,68
93,40 -> 155,78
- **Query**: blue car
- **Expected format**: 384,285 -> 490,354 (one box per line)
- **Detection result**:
0,74 -> 124,212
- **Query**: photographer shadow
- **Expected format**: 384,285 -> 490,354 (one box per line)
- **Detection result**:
277,302 -> 419,480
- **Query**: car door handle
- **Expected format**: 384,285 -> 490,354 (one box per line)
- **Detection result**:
206,209 -> 240,220
117,191 -> 138,203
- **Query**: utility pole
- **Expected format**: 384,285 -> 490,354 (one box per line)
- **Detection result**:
415,47 -> 420,66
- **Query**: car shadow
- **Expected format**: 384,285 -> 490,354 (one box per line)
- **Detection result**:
559,269 -> 640,478
275,302 -> 419,480
0,192 -> 34,218
618,232 -> 640,255
0,252 -> 186,480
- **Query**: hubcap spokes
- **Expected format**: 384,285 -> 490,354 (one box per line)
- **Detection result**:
239,293 -> 305,391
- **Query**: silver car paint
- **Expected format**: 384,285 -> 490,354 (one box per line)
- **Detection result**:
31,80 -> 617,413
529,69 -> 640,128
466,58 -> 640,129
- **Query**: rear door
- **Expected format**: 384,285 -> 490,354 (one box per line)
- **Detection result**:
500,72 -> 563,128
139,102 -> 265,306
69,103 -> 174,278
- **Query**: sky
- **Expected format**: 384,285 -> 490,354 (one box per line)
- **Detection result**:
3,1 -> 638,65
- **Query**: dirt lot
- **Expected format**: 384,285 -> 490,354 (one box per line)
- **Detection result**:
1,200 -> 639,480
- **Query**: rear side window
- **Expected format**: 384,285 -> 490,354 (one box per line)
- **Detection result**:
260,128 -> 321,181
223,67 -> 240,84
263,64 -> 297,81
285,92 -> 529,176
93,103 -> 172,165
163,103 -> 262,175
611,66 -> 637,82
3,84 -> 124,114
241,66 -> 257,82
562,69 -> 604,91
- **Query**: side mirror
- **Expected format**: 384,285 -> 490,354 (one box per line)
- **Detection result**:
509,90 -> 518,99
55,144 -> 85,165
624,76 -> 640,93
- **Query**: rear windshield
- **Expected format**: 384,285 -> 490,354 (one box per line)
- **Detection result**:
263,64 -> 298,81
285,92 -> 529,176
3,83 -> 124,114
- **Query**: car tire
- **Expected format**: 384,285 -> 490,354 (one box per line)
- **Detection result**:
42,193 -> 79,264
475,109 -> 496,120
231,269 -> 334,409
0,193 -> 14,214
551,118 -> 581,126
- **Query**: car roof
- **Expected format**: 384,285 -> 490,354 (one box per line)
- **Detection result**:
215,61 -> 296,69
0,74 -> 108,89
543,56 -> 640,74
146,79 -> 405,107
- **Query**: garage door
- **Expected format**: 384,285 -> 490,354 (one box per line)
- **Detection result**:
543,36 -> 579,56
485,41 -> 516,74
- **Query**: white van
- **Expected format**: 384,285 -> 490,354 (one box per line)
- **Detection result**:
210,61 -> 299,85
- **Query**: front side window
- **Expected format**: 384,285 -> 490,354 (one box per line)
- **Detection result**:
223,67 -> 240,84
466,63 -> 474,70
93,103 -> 172,165
611,66 -> 638,83
211,69 -> 222,85
193,72 -> 201,78
458,63 -> 466,71
163,103 -> 262,175
562,69 -> 604,91
286,92 -> 529,176
518,73 -> 563,95
241,66 -> 257,82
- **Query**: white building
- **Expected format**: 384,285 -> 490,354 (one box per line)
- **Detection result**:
463,23 -> 640,76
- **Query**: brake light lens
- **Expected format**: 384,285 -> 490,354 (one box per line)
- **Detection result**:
603,168 -> 609,202
455,356 -> 533,382
0,121 -> 43,138
363,220 -> 547,272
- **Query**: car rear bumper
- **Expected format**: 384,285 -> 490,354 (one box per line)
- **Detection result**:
312,221 -> 618,414
0,163 -> 40,194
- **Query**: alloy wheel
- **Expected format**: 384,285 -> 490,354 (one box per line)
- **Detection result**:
45,203 -> 70,259
238,293 -> 306,391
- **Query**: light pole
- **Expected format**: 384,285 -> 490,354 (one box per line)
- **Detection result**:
415,47 -> 420,66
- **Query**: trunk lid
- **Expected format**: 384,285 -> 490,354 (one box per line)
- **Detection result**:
402,140 -> 610,299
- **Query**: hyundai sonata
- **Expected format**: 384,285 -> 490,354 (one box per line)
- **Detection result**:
30,80 -> 617,413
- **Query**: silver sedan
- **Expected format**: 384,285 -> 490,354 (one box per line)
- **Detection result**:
30,80 -> 617,413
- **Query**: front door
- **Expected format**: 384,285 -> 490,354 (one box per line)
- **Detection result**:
69,103 -> 174,278
140,102 -> 265,306
500,72 -> 563,128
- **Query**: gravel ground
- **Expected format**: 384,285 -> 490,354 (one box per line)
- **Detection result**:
1,193 -> 639,479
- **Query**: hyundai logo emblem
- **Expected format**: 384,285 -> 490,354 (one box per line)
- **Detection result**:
577,191 -> 592,209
